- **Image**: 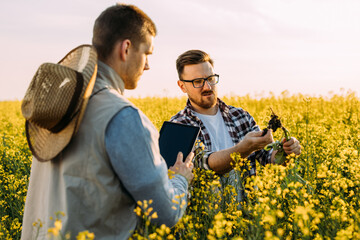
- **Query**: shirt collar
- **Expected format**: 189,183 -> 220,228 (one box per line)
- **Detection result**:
217,98 -> 230,114
96,60 -> 125,95
184,99 -> 197,119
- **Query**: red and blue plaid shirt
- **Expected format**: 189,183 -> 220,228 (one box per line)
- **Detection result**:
170,98 -> 272,176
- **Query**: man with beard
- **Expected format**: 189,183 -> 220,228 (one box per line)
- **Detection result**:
170,50 -> 301,200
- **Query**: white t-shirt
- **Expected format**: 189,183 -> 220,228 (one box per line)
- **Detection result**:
195,108 -> 244,202
194,108 -> 234,151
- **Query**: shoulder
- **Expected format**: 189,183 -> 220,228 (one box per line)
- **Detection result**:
218,98 -> 250,118
96,88 -> 134,106
108,106 -> 141,132
111,106 -> 154,130
88,88 -> 135,117
107,106 -> 158,143
227,105 -> 252,118
223,104 -> 257,127
170,108 -> 193,124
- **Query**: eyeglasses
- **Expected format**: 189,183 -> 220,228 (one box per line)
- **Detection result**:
180,74 -> 219,88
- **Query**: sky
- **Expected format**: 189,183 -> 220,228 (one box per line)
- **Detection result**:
1,0 -> 360,101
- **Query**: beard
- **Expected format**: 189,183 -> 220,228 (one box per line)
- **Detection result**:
188,90 -> 217,109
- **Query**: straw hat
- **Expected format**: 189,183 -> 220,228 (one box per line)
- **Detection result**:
21,44 -> 98,161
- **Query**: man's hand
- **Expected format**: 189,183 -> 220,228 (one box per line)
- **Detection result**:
169,152 -> 194,183
243,129 -> 274,153
282,137 -> 301,155
207,129 -> 274,174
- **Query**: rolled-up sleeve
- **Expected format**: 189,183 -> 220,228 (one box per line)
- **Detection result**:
105,106 -> 188,227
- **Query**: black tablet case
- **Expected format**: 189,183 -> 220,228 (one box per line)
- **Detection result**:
159,121 -> 200,168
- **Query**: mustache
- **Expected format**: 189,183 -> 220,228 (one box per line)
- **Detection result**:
201,90 -> 214,96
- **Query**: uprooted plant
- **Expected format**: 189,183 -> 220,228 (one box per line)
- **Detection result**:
262,108 -> 309,187
262,107 -> 291,165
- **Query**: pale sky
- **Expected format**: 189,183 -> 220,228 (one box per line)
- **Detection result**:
1,0 -> 359,101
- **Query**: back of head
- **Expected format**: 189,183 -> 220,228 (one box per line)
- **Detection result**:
92,4 -> 157,61
176,50 -> 214,79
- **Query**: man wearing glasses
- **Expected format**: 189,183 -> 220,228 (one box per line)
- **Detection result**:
170,50 -> 301,200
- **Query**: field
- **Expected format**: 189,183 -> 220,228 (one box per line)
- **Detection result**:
1,93 -> 360,239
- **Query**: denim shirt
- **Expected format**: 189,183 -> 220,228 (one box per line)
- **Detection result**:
105,101 -> 189,227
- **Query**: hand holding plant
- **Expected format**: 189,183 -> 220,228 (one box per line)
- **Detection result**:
262,108 -> 293,165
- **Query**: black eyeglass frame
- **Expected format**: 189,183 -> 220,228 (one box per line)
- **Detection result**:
180,74 -> 219,88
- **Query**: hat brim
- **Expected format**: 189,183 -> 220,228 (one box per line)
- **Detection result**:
25,45 -> 97,161
26,112 -> 78,161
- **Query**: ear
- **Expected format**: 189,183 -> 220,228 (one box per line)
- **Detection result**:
119,39 -> 131,61
177,80 -> 187,93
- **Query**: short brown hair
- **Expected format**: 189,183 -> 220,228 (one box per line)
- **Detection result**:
176,50 -> 214,79
92,4 -> 157,61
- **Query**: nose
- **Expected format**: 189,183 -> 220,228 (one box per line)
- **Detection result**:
203,80 -> 212,90
144,58 -> 150,70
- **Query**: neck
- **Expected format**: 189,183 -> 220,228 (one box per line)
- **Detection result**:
102,55 -> 123,80
191,103 -> 218,115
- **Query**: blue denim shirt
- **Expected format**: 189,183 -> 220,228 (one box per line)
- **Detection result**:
105,106 -> 189,227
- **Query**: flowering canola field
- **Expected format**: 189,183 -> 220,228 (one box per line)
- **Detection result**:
1,93 -> 360,239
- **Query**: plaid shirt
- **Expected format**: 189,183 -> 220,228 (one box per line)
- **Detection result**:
170,98 -> 272,176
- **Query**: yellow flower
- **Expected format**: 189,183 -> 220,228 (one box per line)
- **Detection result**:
47,227 -> 60,237
76,230 -> 95,240
263,214 -> 276,225
54,220 -> 62,231
276,210 -> 284,218
134,206 -> 142,216
277,228 -> 284,236
168,169 -> 175,179
151,212 -> 158,219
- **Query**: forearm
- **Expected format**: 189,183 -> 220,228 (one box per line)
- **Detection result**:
207,130 -> 274,174
208,141 -> 253,175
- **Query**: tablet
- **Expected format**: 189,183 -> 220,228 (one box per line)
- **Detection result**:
159,121 -> 200,168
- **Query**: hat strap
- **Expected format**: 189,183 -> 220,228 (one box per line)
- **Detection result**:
50,72 -> 84,133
